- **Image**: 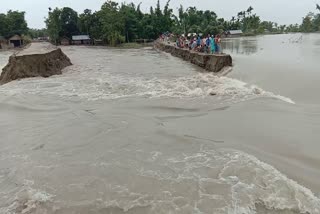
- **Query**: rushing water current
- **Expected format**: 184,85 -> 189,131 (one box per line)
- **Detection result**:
0,34 -> 320,214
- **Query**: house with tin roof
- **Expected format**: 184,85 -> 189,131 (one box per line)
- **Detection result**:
72,35 -> 91,45
226,30 -> 243,37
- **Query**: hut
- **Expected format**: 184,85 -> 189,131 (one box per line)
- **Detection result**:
226,30 -> 243,38
94,39 -> 103,45
8,35 -> 23,47
0,36 -> 7,49
60,37 -> 70,46
72,35 -> 91,45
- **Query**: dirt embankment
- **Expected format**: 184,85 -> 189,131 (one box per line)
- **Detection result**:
0,43 -> 72,85
154,42 -> 232,73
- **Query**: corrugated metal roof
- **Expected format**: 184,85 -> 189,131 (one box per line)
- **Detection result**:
228,30 -> 243,35
72,35 -> 90,40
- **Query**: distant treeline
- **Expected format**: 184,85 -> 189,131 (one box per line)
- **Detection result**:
1,1 -> 319,45
45,1 -> 320,45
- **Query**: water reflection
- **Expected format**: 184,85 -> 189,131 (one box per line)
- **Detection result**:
222,37 -> 258,55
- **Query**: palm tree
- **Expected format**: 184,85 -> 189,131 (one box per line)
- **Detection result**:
247,6 -> 254,16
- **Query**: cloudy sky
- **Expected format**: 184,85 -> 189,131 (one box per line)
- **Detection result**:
0,0 -> 318,28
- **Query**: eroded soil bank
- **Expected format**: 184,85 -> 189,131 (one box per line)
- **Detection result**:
0,43 -> 72,85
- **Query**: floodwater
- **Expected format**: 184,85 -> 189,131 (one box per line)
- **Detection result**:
0,33 -> 320,214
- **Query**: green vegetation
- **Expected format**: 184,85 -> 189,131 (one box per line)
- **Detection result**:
45,1 -> 175,45
0,10 -> 28,37
1,1 -> 320,45
46,1 -> 293,45
300,4 -> 320,32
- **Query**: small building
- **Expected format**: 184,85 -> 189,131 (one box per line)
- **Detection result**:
226,30 -> 243,37
60,37 -> 70,46
264,29 -> 271,34
72,35 -> 91,45
94,39 -> 103,45
0,36 -> 7,49
9,35 -> 23,47
37,37 -> 49,42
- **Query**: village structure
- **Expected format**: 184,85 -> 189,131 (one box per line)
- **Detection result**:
0,34 -> 23,49
0,30 -> 243,49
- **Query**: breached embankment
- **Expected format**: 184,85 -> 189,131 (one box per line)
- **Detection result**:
0,43 -> 72,85
155,41 -> 232,73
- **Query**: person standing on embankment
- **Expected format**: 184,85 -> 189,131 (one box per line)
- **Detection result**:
210,35 -> 215,54
215,34 -> 222,53
206,34 -> 211,54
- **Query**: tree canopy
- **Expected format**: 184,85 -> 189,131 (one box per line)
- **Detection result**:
0,10 -> 28,37
47,1 -> 316,46
299,4 -> 320,32
2,1 -> 319,45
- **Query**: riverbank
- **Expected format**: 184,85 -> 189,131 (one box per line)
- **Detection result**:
0,42 -> 72,84
154,41 -> 232,73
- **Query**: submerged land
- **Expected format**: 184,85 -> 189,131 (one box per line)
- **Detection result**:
0,33 -> 320,214
1,1 -> 320,214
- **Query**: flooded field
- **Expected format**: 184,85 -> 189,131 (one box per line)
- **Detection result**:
0,33 -> 320,213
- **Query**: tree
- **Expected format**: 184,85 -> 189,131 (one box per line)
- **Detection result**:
247,6 -> 254,16
234,7 -> 261,33
46,7 -> 79,44
119,3 -> 139,42
46,8 -> 62,44
60,7 -> 79,38
301,14 -> 314,32
0,10 -> 28,37
40,0 -> 307,46
6,10 -> 28,35
99,1 -> 125,45
0,13 -> 9,36
28,28 -> 48,38
78,9 -> 92,35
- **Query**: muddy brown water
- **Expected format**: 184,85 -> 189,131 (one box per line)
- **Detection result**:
0,34 -> 320,214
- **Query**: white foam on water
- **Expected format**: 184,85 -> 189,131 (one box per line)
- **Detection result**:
0,179 -> 54,214
38,148 -> 319,214
0,67 -> 295,105
135,148 -> 320,214
0,48 -> 295,104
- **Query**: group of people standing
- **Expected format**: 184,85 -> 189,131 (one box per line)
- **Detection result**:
176,34 -> 222,54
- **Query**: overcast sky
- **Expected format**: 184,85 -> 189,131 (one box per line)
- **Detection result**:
0,0 -> 319,29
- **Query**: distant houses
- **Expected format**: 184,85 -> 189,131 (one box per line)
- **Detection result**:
59,35 -> 92,46
93,39 -> 103,45
35,37 -> 50,42
225,30 -> 243,37
72,35 -> 91,45
60,37 -> 70,46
